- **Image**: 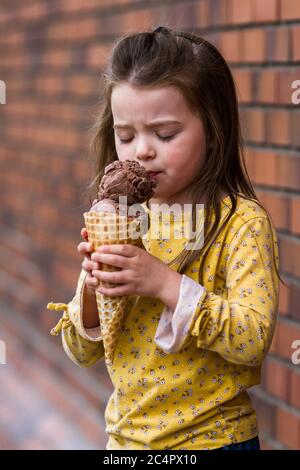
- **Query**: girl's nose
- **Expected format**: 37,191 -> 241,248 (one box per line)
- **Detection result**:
136,147 -> 156,161
135,137 -> 156,160
137,152 -> 156,162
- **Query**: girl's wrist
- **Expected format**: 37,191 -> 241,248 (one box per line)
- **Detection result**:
157,266 -> 182,311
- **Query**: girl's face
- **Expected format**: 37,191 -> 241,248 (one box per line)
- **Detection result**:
111,83 -> 207,207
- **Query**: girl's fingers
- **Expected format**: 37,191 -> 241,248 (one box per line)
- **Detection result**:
91,252 -> 126,269
82,259 -> 99,272
92,269 -> 124,285
86,273 -> 99,288
96,284 -> 128,297
77,241 -> 93,256
81,228 -> 89,242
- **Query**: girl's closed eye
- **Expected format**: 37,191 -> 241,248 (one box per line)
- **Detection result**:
118,134 -> 176,144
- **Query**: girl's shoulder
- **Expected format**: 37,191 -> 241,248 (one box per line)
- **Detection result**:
221,192 -> 270,223
220,193 -> 275,242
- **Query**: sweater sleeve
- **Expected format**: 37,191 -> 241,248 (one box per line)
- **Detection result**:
155,216 -> 280,367
154,275 -> 207,353
47,269 -> 105,368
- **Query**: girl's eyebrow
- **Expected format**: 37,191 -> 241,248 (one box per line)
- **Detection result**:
113,120 -> 182,129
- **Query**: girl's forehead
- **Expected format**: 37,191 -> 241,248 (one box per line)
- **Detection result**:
111,83 -> 188,120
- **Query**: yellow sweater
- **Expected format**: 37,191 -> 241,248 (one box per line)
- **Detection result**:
47,194 -> 279,450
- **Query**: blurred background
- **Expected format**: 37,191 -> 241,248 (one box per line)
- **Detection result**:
0,0 -> 300,450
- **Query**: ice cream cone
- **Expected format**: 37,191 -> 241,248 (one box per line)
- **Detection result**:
83,210 -> 147,366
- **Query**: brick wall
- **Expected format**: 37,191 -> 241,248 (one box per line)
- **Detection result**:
0,0 -> 299,450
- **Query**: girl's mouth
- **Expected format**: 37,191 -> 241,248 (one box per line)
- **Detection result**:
149,171 -> 162,179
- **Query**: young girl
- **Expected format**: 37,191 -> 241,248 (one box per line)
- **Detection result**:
47,26 -> 284,451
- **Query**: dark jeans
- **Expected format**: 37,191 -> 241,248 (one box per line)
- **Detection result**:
218,436 -> 260,450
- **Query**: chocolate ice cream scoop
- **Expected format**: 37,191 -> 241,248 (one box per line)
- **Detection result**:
98,160 -> 156,205
91,160 -> 156,214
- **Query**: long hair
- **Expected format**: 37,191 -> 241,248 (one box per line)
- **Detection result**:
85,26 -> 286,287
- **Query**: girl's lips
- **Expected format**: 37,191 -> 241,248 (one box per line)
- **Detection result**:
149,171 -> 162,179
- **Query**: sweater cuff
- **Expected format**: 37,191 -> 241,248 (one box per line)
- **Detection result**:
68,269 -> 102,342
47,269 -> 103,342
154,274 -> 207,353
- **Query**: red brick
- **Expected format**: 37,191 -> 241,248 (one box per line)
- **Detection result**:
280,0 -> 300,20
278,154 -> 300,190
18,2 -> 48,21
60,0 -> 115,13
254,0 -> 279,22
256,190 -> 289,231
1,53 -> 30,68
42,49 -> 71,67
218,30 -> 242,63
278,69 -> 300,104
243,147 -> 256,179
269,323 -> 279,354
35,76 -> 65,95
0,9 -> 13,25
290,369 -> 300,409
195,0 -> 210,28
291,197 -> 300,235
278,280 -> 290,316
67,75 -> 97,97
86,43 -> 110,68
291,111 -> 300,148
250,393 -> 275,436
230,0 -> 254,24
232,68 -> 252,102
267,27 -> 290,61
276,406 -> 300,449
122,9 -> 152,32
242,28 -> 267,62
280,236 -> 300,278
290,283 -> 300,322
47,17 -> 98,41
266,109 -> 290,145
292,26 -> 300,61
245,108 -> 266,143
0,29 -> 25,48
253,149 -> 279,186
256,69 -> 279,103
277,319 -> 300,360
264,358 -> 290,400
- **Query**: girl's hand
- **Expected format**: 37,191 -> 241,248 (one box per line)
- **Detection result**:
90,244 -> 170,299
77,227 -> 100,292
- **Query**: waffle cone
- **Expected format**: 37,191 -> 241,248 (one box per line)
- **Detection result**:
83,210 -> 147,366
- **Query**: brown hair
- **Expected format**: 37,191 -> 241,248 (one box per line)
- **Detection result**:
85,26 -> 286,288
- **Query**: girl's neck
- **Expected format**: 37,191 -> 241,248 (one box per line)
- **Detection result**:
147,191 -> 228,214
147,198 -> 195,215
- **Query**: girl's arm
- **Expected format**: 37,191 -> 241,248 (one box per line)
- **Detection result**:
154,216 -> 279,367
47,269 -> 105,367
61,322 -> 104,368
82,285 -> 100,328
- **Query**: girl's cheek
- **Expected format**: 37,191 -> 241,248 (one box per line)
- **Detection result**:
118,153 -> 132,162
115,147 -> 126,160
115,143 -> 133,161
164,150 -> 181,167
